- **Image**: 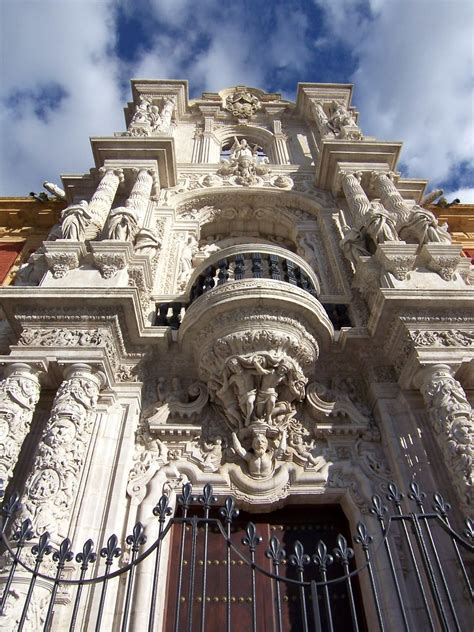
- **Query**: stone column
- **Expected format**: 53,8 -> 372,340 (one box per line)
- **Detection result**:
124,168 -> 155,224
19,363 -> 105,540
341,171 -> 399,244
103,168 -> 155,242
310,100 -> 334,139
341,171 -> 371,223
416,364 -> 473,508
372,171 -> 411,226
87,168 -> 124,238
0,363 -> 41,487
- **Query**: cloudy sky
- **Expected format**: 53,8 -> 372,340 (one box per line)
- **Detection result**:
1,0 -> 473,201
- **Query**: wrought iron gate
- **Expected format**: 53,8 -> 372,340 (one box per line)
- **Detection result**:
0,480 -> 473,631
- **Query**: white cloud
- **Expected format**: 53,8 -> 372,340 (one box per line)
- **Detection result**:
444,187 -> 474,204
0,0 -> 123,195
314,0 -> 474,199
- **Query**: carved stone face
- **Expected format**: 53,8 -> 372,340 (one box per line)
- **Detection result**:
252,434 -> 268,456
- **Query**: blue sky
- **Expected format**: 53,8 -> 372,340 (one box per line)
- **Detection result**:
1,0 -> 473,201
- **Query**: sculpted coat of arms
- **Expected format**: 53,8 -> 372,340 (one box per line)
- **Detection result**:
225,89 -> 261,119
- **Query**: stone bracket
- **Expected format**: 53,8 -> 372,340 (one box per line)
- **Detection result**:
375,243 -> 418,281
43,240 -> 87,278
417,244 -> 464,281
90,240 -> 135,279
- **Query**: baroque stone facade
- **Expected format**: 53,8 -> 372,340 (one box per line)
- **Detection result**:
0,80 -> 472,630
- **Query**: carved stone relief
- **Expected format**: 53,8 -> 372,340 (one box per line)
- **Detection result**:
17,364 -> 105,539
0,363 -> 41,486
417,364 -> 473,508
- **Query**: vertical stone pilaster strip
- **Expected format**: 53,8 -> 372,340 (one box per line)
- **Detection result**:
0,363 -> 41,487
417,364 -> 473,508
19,363 -> 105,540
87,168 -> 124,238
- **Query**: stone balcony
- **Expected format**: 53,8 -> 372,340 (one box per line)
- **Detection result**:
174,245 -> 334,389
155,245 -> 350,330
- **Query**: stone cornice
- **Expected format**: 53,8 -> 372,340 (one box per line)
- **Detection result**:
0,287 -> 169,350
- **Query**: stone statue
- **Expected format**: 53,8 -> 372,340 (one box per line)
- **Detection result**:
286,432 -> 323,468
296,233 -> 319,270
218,137 -> 269,186
399,205 -> 451,244
254,359 -> 289,423
177,234 -> 199,289
127,95 -> 175,137
232,430 -> 286,478
60,200 -> 92,240
327,101 -> 362,140
199,437 -> 224,470
340,225 -> 371,266
363,201 -> 400,244
104,207 -> 139,241
213,353 -> 307,429
134,227 -> 162,259
218,357 -> 257,425
43,181 -> 66,199
156,96 -> 175,132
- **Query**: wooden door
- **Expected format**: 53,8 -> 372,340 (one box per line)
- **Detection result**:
164,504 -> 365,631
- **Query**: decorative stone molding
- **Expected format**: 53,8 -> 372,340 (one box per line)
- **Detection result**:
408,329 -> 474,348
148,378 -> 209,429
416,364 -> 473,508
43,240 -> 87,278
0,363 -> 41,486
17,363 -> 105,539
19,326 -> 115,355
306,382 -> 371,430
